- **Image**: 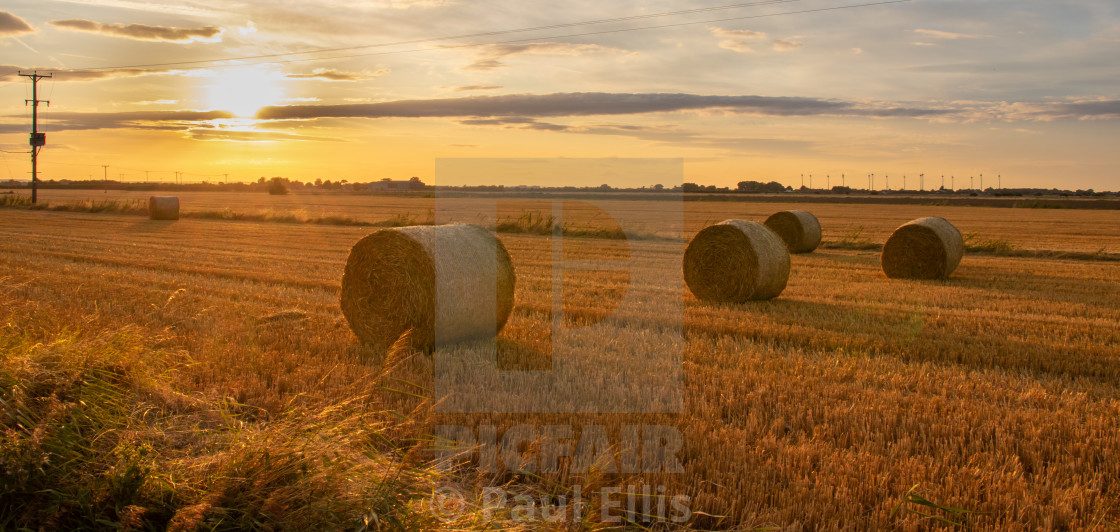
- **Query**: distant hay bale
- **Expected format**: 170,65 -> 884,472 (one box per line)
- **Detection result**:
340,224 -> 516,350
881,217 -> 964,279
148,196 -> 179,220
764,210 -> 822,253
684,220 -> 791,302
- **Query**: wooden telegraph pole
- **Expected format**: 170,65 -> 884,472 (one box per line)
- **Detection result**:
19,71 -> 52,204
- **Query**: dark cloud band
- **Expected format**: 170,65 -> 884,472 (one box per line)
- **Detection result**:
255,92 -> 951,120
49,19 -> 221,41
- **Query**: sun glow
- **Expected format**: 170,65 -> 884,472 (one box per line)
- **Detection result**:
203,66 -> 285,118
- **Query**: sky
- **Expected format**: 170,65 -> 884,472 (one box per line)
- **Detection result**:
0,0 -> 1118,189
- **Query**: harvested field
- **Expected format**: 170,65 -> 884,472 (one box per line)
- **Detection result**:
1,196 -> 1119,530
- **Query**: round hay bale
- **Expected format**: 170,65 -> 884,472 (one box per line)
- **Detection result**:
340,223 -> 516,350
881,217 -> 964,279
764,210 -> 822,253
148,196 -> 179,220
684,220 -> 791,302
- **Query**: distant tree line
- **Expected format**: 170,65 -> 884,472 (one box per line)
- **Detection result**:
0,178 -> 1114,197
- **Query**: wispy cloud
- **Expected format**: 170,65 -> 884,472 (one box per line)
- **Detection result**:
711,27 -> 802,53
710,27 -> 766,53
48,19 -> 222,42
187,129 -> 339,142
382,0 -> 456,8
0,11 -> 34,37
0,64 -> 174,82
914,28 -> 989,40
286,68 -> 389,81
771,38 -> 803,52
972,100 -> 1120,122
0,110 -> 233,133
459,116 -> 814,153
460,42 -> 628,71
452,85 -> 503,92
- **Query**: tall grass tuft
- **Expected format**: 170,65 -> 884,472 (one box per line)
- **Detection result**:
0,320 -> 444,530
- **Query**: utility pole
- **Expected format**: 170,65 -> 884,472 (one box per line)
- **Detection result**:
870,173 -> 874,191
19,71 -> 52,204
998,174 -> 1001,190
903,175 -> 907,191
841,173 -> 845,187
920,173 -> 924,192
980,173 -> 983,191
951,175 -> 955,191
809,174 -> 813,190
826,174 -> 830,190
800,173 -> 804,189
102,164 -> 109,193
886,175 -> 890,190
223,173 -> 228,184
941,174 -> 945,190
146,170 -> 150,183
970,176 -> 974,190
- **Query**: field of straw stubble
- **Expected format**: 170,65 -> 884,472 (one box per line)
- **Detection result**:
1,192 -> 1119,530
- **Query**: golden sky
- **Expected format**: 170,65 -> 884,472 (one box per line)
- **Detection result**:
1,0 -> 1118,189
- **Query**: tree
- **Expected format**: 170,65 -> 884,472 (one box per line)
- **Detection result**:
682,182 -> 701,193
267,177 -> 289,195
408,176 -> 426,191
737,180 -> 765,193
314,178 -> 323,187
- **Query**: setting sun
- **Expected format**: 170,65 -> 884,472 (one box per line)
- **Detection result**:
203,66 -> 285,118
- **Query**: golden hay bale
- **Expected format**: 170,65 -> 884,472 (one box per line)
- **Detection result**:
881,216 -> 964,279
148,196 -> 179,220
340,224 -> 516,350
684,220 -> 791,302
764,210 -> 822,253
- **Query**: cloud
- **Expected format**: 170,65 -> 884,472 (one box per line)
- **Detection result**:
257,92 -> 1120,124
452,85 -> 503,92
710,27 -> 767,53
48,19 -> 222,42
710,27 -> 767,39
771,38 -> 803,52
187,129 -> 339,142
981,100 -> 1120,122
460,42 -> 628,71
0,11 -> 34,36
459,117 -> 570,131
0,64 -> 173,82
286,68 -> 389,81
914,28 -> 989,40
383,0 -> 456,7
258,92 -> 956,123
458,116 -> 814,153
0,110 -> 234,133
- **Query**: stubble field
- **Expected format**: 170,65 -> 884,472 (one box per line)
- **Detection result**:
1,191 -> 1118,530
